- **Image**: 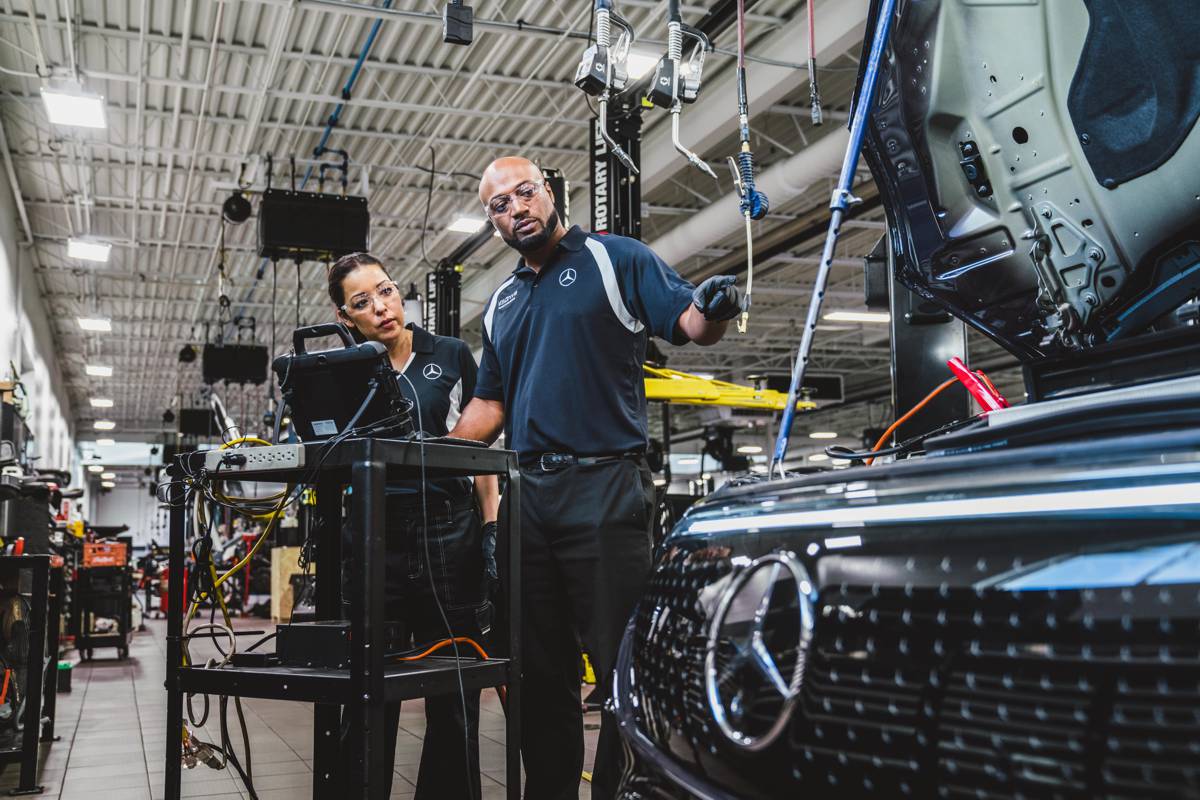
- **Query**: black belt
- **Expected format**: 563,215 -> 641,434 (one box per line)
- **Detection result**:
521,452 -> 643,473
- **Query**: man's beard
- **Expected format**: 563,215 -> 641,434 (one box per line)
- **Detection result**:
503,209 -> 560,253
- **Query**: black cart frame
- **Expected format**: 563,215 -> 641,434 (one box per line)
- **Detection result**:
0,556 -> 63,796
71,564 -> 132,660
164,438 -> 522,800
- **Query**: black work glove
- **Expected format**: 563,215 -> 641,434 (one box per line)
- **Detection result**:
692,275 -> 743,322
481,520 -> 499,589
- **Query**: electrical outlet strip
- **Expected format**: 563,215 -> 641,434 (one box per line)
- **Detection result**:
202,444 -> 305,473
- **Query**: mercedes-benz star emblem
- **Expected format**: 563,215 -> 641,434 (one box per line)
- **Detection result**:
704,552 -> 815,751
559,268 -> 577,287
422,363 -> 443,381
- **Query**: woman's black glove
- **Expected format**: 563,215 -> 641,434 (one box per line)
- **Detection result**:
482,520 -> 499,597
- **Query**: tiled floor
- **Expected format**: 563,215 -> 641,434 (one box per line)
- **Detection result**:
0,617 -> 598,799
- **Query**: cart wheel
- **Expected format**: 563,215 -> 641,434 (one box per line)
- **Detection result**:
118,646 -> 128,660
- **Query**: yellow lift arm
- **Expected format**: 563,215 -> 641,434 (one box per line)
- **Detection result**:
644,365 -> 817,412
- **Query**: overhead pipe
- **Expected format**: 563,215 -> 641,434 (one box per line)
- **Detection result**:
647,127 -> 848,267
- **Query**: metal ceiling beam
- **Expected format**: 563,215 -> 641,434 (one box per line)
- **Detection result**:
0,12 -> 574,93
1,100 -> 587,159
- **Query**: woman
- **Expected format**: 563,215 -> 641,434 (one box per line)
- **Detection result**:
328,252 -> 499,799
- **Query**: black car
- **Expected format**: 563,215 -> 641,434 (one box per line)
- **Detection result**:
613,0 -> 1200,797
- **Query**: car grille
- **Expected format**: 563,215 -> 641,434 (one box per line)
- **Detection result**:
797,584 -> 1200,798
631,554 -> 1200,799
632,547 -> 733,754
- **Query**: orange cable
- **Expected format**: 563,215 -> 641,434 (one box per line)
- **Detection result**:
393,637 -> 507,706
0,668 -> 11,706
866,378 -> 958,465
394,636 -> 489,662
975,370 -> 1001,397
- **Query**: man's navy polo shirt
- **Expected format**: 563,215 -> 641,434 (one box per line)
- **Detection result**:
475,225 -> 695,458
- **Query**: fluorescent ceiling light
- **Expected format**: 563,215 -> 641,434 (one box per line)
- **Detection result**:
77,317 -> 112,333
626,50 -> 660,81
100,472 -> 115,480
87,465 -> 104,473
809,431 -> 838,440
678,457 -> 700,465
93,420 -> 116,431
447,216 -> 487,234
701,472 -> 712,480
85,364 -> 113,377
96,438 -> 115,447
101,481 -> 116,489
824,310 -> 891,324
41,88 -> 107,129
89,398 -> 113,408
737,445 -> 763,454
692,372 -> 715,380
67,239 -> 112,262
653,477 -> 666,486
808,453 -> 829,462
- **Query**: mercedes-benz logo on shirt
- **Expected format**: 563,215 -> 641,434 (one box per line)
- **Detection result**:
422,363 -> 443,381
559,268 -> 577,287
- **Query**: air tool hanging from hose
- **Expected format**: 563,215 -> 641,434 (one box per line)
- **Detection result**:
728,0 -> 769,334
575,0 -> 639,174
646,0 -> 717,180
770,0 -> 897,478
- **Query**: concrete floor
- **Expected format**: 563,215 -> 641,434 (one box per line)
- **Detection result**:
0,617 -> 598,799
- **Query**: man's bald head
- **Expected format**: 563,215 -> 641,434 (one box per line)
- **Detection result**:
479,156 -> 564,258
479,157 -> 543,206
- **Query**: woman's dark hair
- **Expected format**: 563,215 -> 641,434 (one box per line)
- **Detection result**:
327,252 -> 388,308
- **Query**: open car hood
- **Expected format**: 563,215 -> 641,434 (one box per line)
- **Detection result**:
857,0 -> 1200,359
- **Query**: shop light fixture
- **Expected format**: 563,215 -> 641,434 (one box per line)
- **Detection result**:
678,457 -> 700,465
85,364 -> 113,377
100,472 -> 115,480
626,50 -> 660,80
692,372 -> 715,380
96,438 -> 116,446
737,445 -> 763,454
101,481 -> 116,489
94,420 -> 116,431
77,317 -> 112,332
87,465 -> 104,473
447,216 -> 487,233
809,431 -> 838,439
824,310 -> 890,324
89,398 -> 114,408
808,453 -> 829,462
67,238 -> 112,262
41,87 -> 107,129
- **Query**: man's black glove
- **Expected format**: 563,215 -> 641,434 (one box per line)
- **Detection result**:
692,275 -> 743,322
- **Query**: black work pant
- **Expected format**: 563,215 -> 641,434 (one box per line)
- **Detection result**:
338,499 -> 491,800
513,458 -> 655,800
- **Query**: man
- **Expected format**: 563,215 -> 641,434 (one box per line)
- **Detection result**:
450,157 -> 740,800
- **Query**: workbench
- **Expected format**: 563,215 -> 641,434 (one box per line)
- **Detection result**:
163,437 -> 521,800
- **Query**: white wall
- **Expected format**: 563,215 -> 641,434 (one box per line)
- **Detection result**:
0,131 -> 78,482
93,485 -> 163,548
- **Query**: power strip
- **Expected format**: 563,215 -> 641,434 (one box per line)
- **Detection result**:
202,444 -> 305,473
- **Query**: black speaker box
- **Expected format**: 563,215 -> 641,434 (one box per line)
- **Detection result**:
257,189 -> 370,262
179,409 -> 219,437
202,343 -> 269,385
